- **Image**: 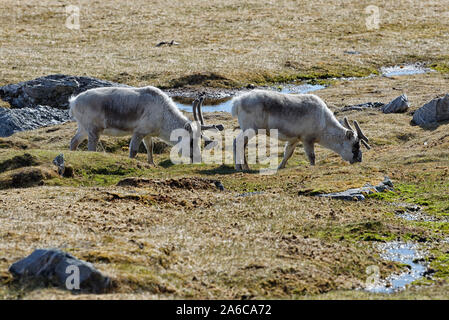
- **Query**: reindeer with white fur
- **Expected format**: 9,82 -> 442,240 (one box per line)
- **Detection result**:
69,86 -> 223,164
231,90 -> 370,171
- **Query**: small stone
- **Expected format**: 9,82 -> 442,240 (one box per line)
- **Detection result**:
382,94 -> 409,114
214,180 -> 225,191
52,153 -> 65,176
344,50 -> 361,55
382,176 -> 394,188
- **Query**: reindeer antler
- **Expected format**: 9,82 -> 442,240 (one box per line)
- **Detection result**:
192,98 -> 200,123
353,120 -> 371,149
353,120 -> 369,142
343,117 -> 354,131
197,94 -> 206,125
195,93 -> 224,132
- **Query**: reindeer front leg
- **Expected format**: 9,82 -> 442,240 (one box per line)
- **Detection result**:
142,135 -> 156,166
129,133 -> 145,159
303,140 -> 316,165
278,140 -> 299,169
234,132 -> 246,171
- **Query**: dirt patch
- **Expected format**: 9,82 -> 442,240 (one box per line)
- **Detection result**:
82,190 -> 211,209
0,153 -> 39,173
104,192 -> 176,206
167,72 -> 239,89
0,138 -> 32,150
117,177 -> 224,191
0,166 -> 57,189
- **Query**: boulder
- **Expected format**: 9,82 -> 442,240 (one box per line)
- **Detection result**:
9,249 -> 111,293
382,94 -> 409,113
0,105 -> 70,137
412,94 -> 449,126
0,74 -> 128,110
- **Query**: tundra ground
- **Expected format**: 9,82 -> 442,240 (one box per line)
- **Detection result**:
1,0 -> 449,300
0,71 -> 448,299
0,0 -> 448,88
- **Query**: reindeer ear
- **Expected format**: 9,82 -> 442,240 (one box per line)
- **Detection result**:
184,122 -> 193,133
345,130 -> 354,139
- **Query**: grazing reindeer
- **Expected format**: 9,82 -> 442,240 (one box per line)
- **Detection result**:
231,90 -> 370,171
69,86 -> 223,164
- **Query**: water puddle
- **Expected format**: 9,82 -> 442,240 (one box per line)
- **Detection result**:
278,83 -> 326,94
173,62 -> 434,113
381,63 -> 434,77
366,241 -> 427,294
392,202 -> 443,222
174,83 -> 325,113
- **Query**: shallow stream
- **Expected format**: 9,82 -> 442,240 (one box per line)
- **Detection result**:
173,63 -> 434,113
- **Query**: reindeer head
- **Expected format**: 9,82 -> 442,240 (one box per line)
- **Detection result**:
183,94 -> 225,163
340,117 -> 371,164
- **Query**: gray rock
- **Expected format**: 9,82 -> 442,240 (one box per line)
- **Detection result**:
52,154 -> 65,176
382,94 -> 409,113
9,249 -> 111,293
340,102 -> 384,112
214,180 -> 225,191
344,50 -> 362,55
238,191 -> 264,197
0,105 -> 70,137
317,176 -> 394,201
0,74 -> 129,110
412,94 -> 449,126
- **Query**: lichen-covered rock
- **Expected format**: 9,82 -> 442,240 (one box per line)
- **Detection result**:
412,94 -> 449,126
0,74 -> 128,110
340,102 -> 384,112
9,249 -> 111,293
382,94 -> 409,114
0,105 -> 70,137
317,177 -> 393,201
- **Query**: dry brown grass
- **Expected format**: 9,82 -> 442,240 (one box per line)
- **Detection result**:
0,72 -> 448,299
1,0 -> 448,87
1,0 -> 449,300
